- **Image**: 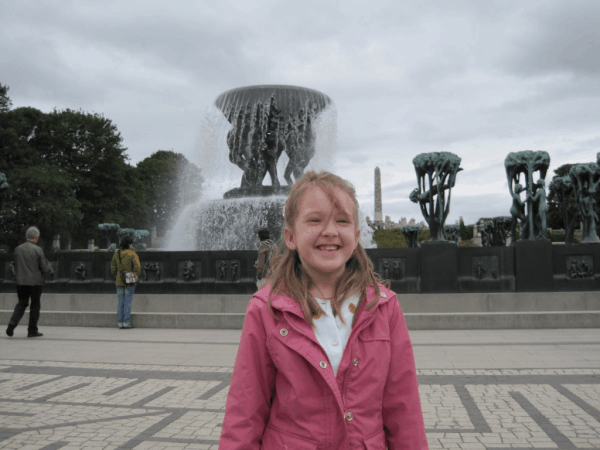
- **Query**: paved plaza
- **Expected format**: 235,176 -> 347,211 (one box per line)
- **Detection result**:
0,327 -> 599,449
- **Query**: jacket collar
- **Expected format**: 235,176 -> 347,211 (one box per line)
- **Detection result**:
255,284 -> 393,323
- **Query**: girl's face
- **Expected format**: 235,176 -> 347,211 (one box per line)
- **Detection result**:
284,186 -> 360,282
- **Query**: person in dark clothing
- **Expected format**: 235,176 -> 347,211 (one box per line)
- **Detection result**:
6,227 -> 51,338
254,227 -> 278,289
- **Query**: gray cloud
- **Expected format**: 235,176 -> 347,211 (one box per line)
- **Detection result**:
2,0 -> 599,229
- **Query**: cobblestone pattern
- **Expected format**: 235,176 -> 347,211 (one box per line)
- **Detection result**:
0,361 -> 599,449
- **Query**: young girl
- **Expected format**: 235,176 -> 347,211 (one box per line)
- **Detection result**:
220,171 -> 428,449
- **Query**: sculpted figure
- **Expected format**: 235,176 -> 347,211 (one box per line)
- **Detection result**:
215,85 -> 333,198
401,225 -> 421,248
98,223 -> 120,251
409,152 -> 462,242
392,261 -> 401,280
509,184 -> 527,240
569,163 -> 600,242
75,263 -> 86,281
480,221 -> 494,247
529,179 -> 549,239
443,224 -> 460,244
548,176 -> 578,244
183,261 -> 196,281
505,151 -> 550,241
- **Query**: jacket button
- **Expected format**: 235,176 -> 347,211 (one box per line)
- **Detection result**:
332,339 -> 338,346
280,328 -> 288,336
319,361 -> 327,368
345,411 -> 354,421
352,358 -> 359,366
380,292 -> 386,298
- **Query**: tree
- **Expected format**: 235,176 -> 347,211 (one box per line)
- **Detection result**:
31,108 -> 146,247
0,83 -> 12,113
458,217 -> 474,241
372,229 -> 407,248
136,150 -> 204,236
0,107 -> 81,250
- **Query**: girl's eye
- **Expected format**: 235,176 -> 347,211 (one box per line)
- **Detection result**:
337,218 -> 350,223
308,218 -> 321,223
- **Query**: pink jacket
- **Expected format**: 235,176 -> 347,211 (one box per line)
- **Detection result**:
219,284 -> 428,450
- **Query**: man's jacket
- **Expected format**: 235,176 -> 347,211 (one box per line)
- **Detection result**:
14,241 -> 50,285
220,284 -> 428,449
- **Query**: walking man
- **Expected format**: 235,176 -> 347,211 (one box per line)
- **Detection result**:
6,227 -> 51,338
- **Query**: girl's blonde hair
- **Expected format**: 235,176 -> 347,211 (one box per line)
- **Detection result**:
266,170 -> 381,327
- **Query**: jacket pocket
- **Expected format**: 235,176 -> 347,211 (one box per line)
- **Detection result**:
358,327 -> 390,342
363,428 -> 387,450
261,423 -> 318,450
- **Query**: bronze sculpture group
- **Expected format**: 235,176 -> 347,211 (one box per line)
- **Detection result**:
407,149 -> 600,245
214,85 -> 333,199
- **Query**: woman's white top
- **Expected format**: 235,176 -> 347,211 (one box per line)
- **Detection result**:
313,295 -> 360,375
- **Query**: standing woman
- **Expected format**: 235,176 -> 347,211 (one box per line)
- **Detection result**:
110,235 -> 141,329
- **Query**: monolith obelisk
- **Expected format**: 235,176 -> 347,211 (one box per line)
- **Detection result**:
375,167 -> 383,222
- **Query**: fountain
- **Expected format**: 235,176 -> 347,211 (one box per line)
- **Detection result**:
168,85 -> 337,250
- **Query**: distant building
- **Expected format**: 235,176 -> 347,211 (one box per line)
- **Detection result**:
366,167 -> 427,231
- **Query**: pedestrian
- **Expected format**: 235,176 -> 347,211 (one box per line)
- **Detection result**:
110,235 -> 141,329
254,227 -> 278,290
220,171 -> 428,449
6,227 -> 51,338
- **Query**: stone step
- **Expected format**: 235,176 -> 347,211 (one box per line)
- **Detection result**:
1,292 -> 599,313
2,310 -> 599,330
0,294 -> 250,313
0,311 -> 245,329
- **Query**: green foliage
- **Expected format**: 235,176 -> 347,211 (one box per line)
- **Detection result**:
458,217 -> 474,241
418,229 -> 430,242
0,83 -> 12,113
0,107 -> 82,250
0,105 -> 151,250
0,87 -> 203,251
31,108 -> 147,247
372,229 -> 407,248
136,150 -> 203,236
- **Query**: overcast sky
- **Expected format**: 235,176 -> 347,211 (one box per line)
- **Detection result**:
2,0 -> 599,227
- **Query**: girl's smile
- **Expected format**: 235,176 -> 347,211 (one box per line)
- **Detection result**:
284,186 -> 360,283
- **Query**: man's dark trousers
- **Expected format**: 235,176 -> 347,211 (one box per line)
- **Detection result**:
9,285 -> 42,333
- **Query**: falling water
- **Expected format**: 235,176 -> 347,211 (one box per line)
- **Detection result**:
168,84 -> 374,250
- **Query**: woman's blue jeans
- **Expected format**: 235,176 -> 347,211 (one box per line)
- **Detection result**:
116,286 -> 135,326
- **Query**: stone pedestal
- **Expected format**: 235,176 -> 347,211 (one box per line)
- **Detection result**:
514,240 -> 553,292
420,241 -> 458,293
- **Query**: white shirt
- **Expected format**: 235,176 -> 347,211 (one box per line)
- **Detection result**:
312,295 -> 360,375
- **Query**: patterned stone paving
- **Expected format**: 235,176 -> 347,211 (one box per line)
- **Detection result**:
0,360 -> 598,449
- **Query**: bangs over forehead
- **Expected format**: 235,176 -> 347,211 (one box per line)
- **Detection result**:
286,171 -> 359,229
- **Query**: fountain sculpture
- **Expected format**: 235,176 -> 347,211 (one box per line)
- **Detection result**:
409,152 -> 462,243
505,150 -> 550,241
169,85 -> 336,250
548,175 -> 578,244
569,162 -> 600,243
479,217 -> 512,247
